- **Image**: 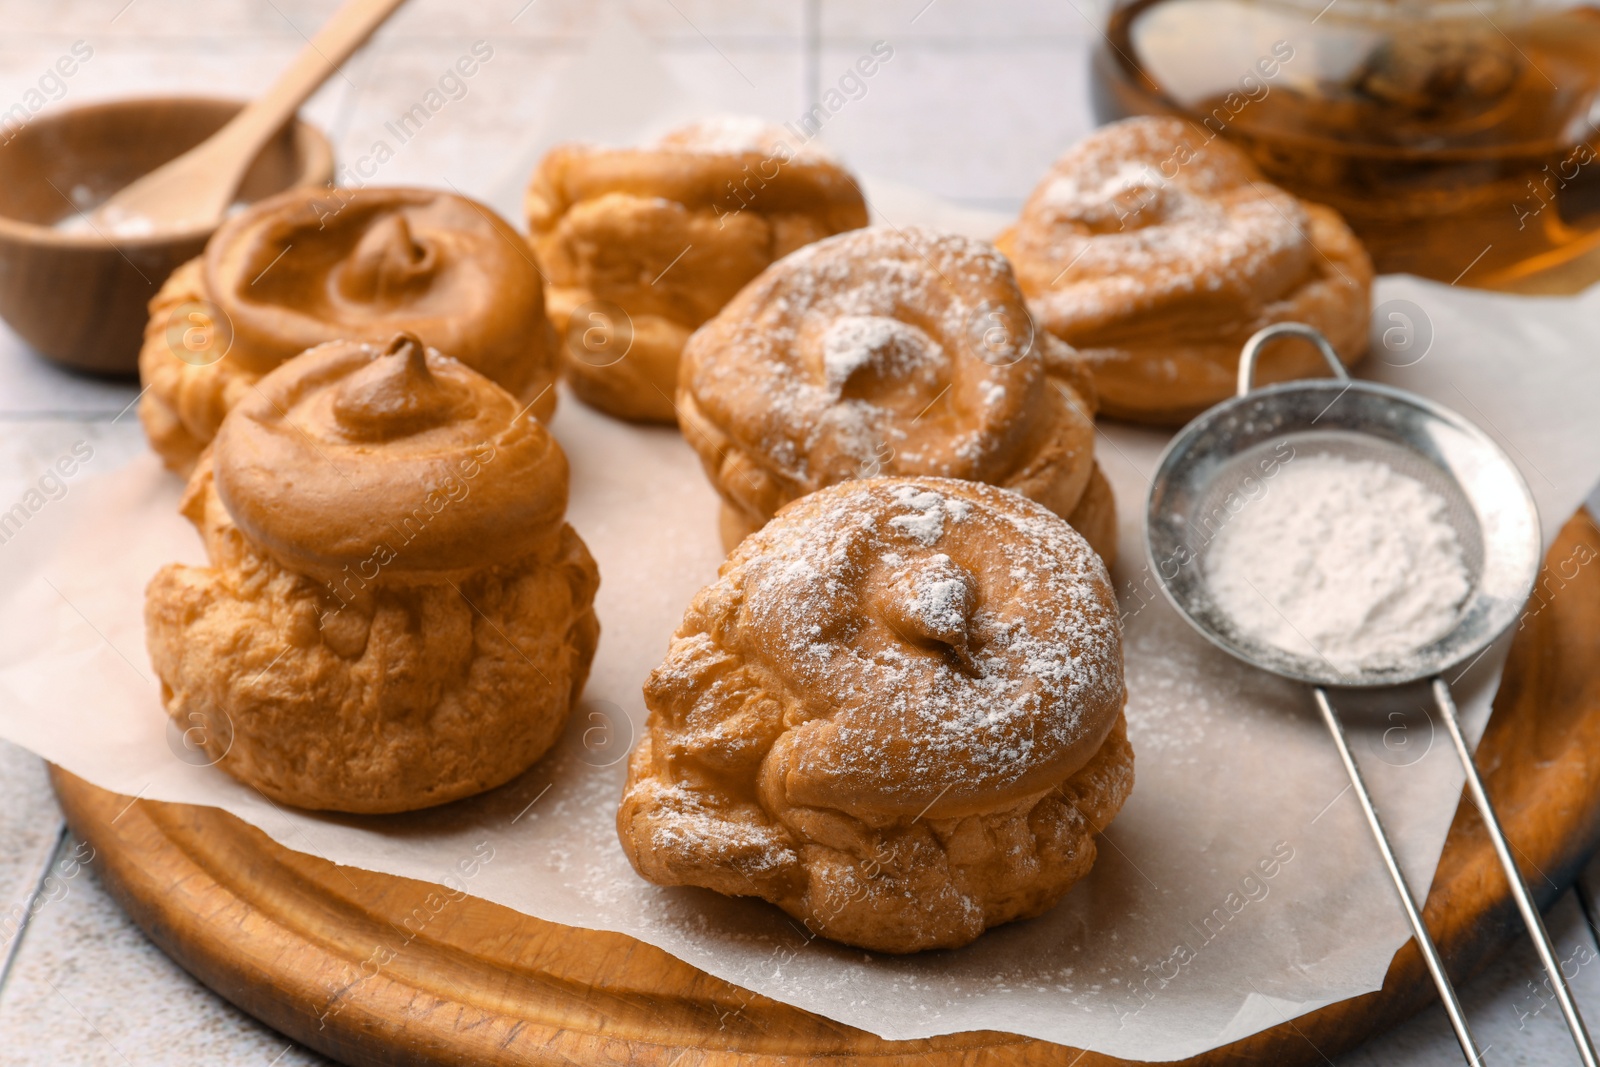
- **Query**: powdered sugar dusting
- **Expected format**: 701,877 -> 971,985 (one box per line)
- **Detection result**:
655,114 -> 833,161
887,484 -> 951,545
821,315 -> 942,394
904,556 -> 971,636
719,477 -> 1125,809
1206,454 -> 1471,670
686,226 -> 1053,486
1011,117 -> 1315,333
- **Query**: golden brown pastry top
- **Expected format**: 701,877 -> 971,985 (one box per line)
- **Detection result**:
670,476 -> 1125,821
525,117 -> 870,328
1001,117 -> 1329,346
212,333 -> 567,583
526,117 -> 866,234
679,225 -> 1097,505
204,185 -> 553,399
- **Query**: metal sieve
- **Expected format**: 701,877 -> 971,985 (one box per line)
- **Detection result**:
1145,323 -> 1591,1065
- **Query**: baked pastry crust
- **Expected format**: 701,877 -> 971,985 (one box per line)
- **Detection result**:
679,225 -> 1118,564
526,117 -> 869,423
618,477 -> 1133,953
139,186 -> 558,475
996,117 -> 1374,424
144,335 -> 598,813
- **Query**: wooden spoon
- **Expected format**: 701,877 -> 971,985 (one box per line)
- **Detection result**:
91,0 -> 409,235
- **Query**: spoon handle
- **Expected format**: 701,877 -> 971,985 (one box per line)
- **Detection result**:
94,0 -> 408,229
205,0 -> 409,192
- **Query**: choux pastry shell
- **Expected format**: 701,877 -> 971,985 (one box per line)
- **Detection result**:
678,224 -> 1118,563
997,117 -> 1373,424
526,117 -> 869,423
144,333 -> 597,813
139,186 -> 558,474
619,476 -> 1133,953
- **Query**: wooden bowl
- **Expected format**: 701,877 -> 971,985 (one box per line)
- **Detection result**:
0,96 -> 334,376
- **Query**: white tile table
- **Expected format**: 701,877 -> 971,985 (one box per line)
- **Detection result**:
0,2 -> 1597,1063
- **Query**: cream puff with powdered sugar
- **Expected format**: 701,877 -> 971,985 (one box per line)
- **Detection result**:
617,476 -> 1133,953
996,116 -> 1372,424
677,225 -> 1118,564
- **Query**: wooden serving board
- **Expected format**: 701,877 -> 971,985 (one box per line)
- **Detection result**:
49,507 -> 1600,1067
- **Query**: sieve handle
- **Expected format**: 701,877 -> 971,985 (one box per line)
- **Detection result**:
1311,686 -> 1483,1064
1237,323 -> 1350,398
1431,678 -> 1600,1065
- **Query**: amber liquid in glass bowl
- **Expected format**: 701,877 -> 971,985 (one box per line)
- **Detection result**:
1091,0 -> 1600,284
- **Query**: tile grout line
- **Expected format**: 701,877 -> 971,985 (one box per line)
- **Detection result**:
0,818 -> 69,1000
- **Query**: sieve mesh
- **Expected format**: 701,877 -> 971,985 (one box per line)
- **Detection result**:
1188,431 -> 1482,678
1146,378 -> 1540,688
